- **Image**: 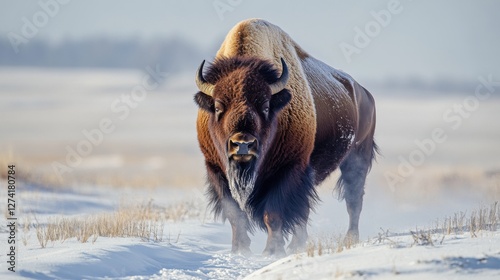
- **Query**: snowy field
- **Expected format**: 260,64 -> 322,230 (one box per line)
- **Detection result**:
1,67 -> 499,279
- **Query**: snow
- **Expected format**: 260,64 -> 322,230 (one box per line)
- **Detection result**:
13,226 -> 262,280
1,181 -> 499,280
0,181 -> 276,279
246,233 -> 500,279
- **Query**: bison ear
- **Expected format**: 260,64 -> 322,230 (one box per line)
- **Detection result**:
194,91 -> 214,112
270,89 -> 291,112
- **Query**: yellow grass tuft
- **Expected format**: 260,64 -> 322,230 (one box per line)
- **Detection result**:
24,199 -> 203,248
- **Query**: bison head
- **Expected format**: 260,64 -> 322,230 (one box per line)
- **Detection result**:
194,57 -> 291,210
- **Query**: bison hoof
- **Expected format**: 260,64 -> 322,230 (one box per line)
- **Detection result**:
232,246 -> 252,257
343,230 -> 359,247
287,235 -> 307,254
262,246 -> 286,257
287,241 -> 306,254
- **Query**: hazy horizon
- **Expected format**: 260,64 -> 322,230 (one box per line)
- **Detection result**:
1,0 -> 500,81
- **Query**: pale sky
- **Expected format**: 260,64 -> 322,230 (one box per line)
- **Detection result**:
1,0 -> 499,81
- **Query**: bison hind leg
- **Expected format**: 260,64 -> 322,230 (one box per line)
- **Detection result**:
336,140 -> 377,244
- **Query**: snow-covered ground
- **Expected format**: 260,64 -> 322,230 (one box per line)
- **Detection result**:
1,68 -> 499,279
0,182 -> 499,279
247,232 -> 500,280
0,182 -> 276,279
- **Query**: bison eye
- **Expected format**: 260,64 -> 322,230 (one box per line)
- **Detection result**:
261,101 -> 270,117
214,100 -> 225,120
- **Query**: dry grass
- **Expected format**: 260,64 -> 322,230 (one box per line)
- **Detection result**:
22,199 -> 204,248
437,201 -> 499,237
410,229 -> 438,246
372,202 -> 499,250
305,202 -> 499,258
404,201 -> 499,248
395,202 -> 500,249
0,153 -> 206,249
306,233 -> 345,257
21,215 -> 33,246
467,201 -> 499,237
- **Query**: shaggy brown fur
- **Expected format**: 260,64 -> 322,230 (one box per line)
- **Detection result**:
194,19 -> 377,255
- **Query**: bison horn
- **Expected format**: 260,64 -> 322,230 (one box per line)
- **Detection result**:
269,58 -> 289,95
195,60 -> 215,96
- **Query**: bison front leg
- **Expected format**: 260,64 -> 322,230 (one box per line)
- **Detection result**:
206,163 -> 251,255
288,208 -> 309,253
263,211 -> 286,256
221,198 -> 252,255
261,165 -> 316,256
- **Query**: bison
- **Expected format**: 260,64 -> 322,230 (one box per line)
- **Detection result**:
194,19 -> 377,256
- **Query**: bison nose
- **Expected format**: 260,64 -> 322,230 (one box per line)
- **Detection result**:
230,140 -> 253,155
228,134 -> 258,156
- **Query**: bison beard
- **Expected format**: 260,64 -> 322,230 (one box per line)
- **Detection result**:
226,160 -> 256,211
